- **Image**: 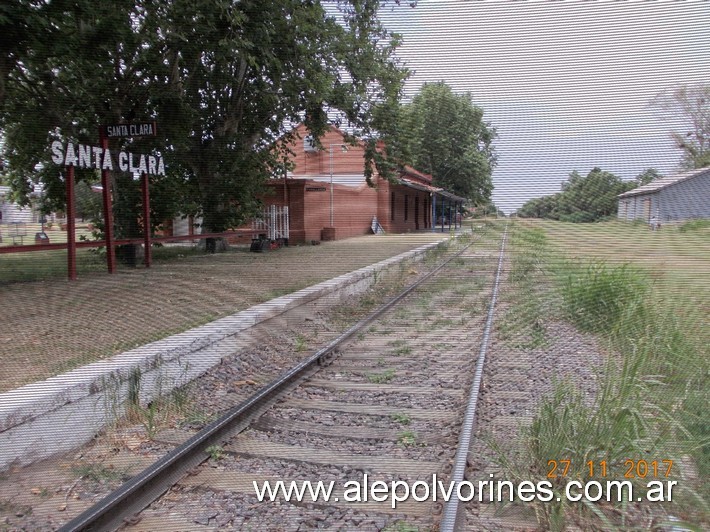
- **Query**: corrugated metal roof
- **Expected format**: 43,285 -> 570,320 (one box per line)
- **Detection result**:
618,167 -> 710,198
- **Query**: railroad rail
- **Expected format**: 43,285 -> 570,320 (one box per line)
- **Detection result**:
59,225 -> 508,531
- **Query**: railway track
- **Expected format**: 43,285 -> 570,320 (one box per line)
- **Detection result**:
59,225 -> 508,531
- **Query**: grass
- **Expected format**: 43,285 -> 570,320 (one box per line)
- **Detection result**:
558,260 -> 649,333
678,218 -> 710,233
366,369 -> 395,384
294,334 -> 308,352
397,430 -> 420,447
0,232 -> 450,392
492,221 -> 709,530
71,463 -> 127,484
389,341 -> 412,356
496,225 -> 553,350
391,413 -> 411,425
205,444 -> 226,461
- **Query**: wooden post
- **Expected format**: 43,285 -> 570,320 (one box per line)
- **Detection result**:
99,131 -> 117,274
66,166 -> 77,281
141,173 -> 152,268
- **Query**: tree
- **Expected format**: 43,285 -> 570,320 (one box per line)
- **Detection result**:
557,168 -> 633,222
397,82 -> 496,204
1,1 -> 409,253
143,0 -> 407,250
634,168 -> 661,186
1,0 -> 161,260
517,194 -> 561,220
652,84 -> 710,169
518,168 -> 634,222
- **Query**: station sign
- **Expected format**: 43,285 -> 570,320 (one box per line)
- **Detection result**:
50,140 -> 165,176
103,122 -> 157,138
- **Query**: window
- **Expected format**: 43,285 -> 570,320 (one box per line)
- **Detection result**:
404,195 -> 409,221
391,191 -> 395,221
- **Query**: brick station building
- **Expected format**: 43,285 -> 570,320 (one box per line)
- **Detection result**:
263,125 -> 466,244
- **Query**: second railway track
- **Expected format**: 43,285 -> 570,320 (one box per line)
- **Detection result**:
60,224 -> 508,531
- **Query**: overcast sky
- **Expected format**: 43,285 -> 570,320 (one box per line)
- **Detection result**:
380,0 -> 710,213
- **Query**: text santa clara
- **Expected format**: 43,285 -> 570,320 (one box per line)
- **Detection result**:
50,140 -> 165,176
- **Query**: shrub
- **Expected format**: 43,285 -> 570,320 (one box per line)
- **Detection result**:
559,261 -> 648,333
679,219 -> 710,232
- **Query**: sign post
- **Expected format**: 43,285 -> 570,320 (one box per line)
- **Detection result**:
50,121 -> 162,280
100,121 -> 158,272
141,173 -> 152,268
66,166 -> 77,281
98,128 -> 117,274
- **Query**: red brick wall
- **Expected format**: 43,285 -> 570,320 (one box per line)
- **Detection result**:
287,127 -> 368,177
264,125 -> 438,243
302,182 -> 380,241
383,183 -> 431,234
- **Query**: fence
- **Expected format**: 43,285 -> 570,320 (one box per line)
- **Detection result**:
0,206 -> 291,279
251,205 -> 289,241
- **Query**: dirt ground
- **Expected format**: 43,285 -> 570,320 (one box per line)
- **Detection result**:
0,232 -> 450,393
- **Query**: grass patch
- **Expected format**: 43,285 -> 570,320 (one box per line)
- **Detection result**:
492,221 -> 709,529
391,413 -> 411,425
397,430 -> 418,447
496,224 -> 553,349
678,219 -> 710,233
71,463 -> 128,484
294,334 -> 308,352
391,344 -> 412,356
205,444 -> 226,461
558,261 -> 648,333
367,369 -> 395,384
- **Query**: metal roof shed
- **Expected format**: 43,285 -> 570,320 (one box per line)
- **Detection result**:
617,167 -> 710,223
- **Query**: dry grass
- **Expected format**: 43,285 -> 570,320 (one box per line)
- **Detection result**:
535,219 -> 710,314
0,233 -> 447,392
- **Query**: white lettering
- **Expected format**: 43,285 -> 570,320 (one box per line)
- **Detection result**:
342,480 -> 361,502
536,481 -> 554,502
370,481 -> 388,502
92,146 -> 103,169
606,481 -> 633,502
78,144 -> 92,169
49,141 -> 164,175
411,481 -> 429,502
585,481 -> 603,502
391,481 -> 409,508
148,155 -> 157,175
50,141 -> 64,164
137,154 -> 147,175
119,151 -> 129,172
566,480 -> 583,502
456,481 -> 475,502
64,143 -> 77,166
506,480 -> 535,502
102,149 -> 114,171
646,481 -> 665,502
437,478 -> 456,501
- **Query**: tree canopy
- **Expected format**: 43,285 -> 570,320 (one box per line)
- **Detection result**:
634,167 -> 662,186
396,82 -> 497,204
517,168 -> 635,222
652,83 -> 710,169
0,0 -> 409,244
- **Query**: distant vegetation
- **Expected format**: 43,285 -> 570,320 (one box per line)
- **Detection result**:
517,167 -> 663,223
679,218 -> 710,232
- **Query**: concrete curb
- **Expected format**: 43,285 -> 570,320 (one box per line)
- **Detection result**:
0,240 -> 445,471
